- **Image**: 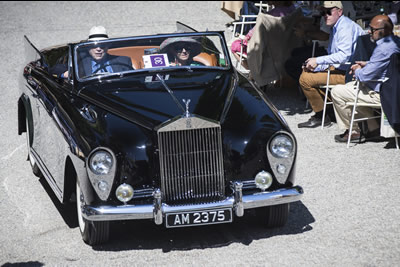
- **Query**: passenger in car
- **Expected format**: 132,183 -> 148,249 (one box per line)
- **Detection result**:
159,36 -> 203,66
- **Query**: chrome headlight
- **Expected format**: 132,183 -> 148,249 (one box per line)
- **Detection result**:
270,135 -> 293,158
267,132 -> 296,184
90,150 -> 113,175
87,148 -> 117,201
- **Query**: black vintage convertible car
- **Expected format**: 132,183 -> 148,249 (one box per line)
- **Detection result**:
18,24 -> 303,245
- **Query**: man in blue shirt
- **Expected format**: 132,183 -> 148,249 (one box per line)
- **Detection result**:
297,1 -> 364,128
331,15 -> 400,143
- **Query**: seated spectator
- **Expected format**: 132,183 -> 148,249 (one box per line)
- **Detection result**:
160,36 -> 202,66
331,15 -> 400,143
297,1 -> 364,128
230,1 -> 296,69
284,14 -> 330,84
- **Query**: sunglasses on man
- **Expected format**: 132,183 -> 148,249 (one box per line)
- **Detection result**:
320,7 -> 337,16
369,26 -> 385,33
174,44 -> 192,52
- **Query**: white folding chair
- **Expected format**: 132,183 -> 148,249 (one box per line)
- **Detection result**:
230,16 -> 257,73
346,80 -> 399,149
320,62 -> 353,129
320,66 -> 333,129
255,1 -> 273,14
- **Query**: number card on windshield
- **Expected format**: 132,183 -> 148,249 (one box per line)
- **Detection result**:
143,54 -> 170,68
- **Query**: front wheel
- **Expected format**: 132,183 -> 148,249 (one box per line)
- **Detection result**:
256,203 -> 290,228
76,182 -> 110,245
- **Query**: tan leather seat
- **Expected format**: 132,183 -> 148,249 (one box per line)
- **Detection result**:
108,46 -> 159,69
108,47 -> 218,68
193,53 -> 218,66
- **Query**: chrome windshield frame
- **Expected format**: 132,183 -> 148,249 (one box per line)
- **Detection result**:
73,31 -> 232,83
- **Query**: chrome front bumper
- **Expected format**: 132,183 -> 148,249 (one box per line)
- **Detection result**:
82,183 -> 304,224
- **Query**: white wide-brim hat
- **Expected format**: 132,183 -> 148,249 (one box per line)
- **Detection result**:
88,26 -> 108,41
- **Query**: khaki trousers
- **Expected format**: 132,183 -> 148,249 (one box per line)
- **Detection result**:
331,81 -> 380,131
299,67 -> 346,113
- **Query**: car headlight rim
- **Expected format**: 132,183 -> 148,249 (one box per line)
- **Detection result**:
269,135 -> 294,158
89,150 -> 113,175
266,131 -> 296,184
86,147 -> 117,201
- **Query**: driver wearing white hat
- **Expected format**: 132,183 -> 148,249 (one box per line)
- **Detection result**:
80,26 -> 133,77
52,26 -> 133,78
88,26 -> 109,41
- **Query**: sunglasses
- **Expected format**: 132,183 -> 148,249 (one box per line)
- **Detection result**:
370,26 -> 385,33
174,44 -> 192,52
321,7 -> 337,16
95,45 -> 108,50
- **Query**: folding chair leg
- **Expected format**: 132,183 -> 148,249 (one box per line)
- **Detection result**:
321,68 -> 331,129
347,82 -> 360,148
396,133 -> 399,150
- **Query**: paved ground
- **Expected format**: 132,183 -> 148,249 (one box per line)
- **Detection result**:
1,1 -> 400,266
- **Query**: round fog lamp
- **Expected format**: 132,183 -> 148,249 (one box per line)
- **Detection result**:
116,183 -> 134,203
255,171 -> 273,191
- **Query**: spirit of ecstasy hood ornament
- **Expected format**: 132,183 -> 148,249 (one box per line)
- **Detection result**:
182,99 -> 191,118
182,99 -> 192,129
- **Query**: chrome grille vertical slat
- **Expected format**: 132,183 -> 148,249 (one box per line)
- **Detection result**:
195,128 -> 201,199
211,128 -> 216,197
175,131 -> 181,201
207,128 -> 212,197
157,117 -> 225,204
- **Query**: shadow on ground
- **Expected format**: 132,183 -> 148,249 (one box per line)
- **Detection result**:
93,201 -> 314,252
261,83 -> 312,116
39,176 -> 314,252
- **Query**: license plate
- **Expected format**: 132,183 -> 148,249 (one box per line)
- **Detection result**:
166,208 -> 232,228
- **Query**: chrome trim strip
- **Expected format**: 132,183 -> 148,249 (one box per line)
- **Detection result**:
30,148 -> 63,202
132,188 -> 154,199
82,186 -> 303,222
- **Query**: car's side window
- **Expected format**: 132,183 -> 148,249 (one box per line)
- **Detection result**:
42,46 -> 69,78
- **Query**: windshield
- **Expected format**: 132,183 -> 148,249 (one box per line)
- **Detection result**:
74,32 -> 230,81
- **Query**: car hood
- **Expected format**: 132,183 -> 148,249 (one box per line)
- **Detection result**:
77,71 -> 235,130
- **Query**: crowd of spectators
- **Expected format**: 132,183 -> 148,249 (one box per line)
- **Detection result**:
225,1 -> 400,146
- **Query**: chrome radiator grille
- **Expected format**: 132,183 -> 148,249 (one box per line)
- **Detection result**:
157,117 -> 225,204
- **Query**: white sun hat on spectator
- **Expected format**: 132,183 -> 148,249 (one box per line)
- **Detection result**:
323,1 -> 343,9
88,26 -> 108,41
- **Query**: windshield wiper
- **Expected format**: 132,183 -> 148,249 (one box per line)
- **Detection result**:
84,72 -> 121,79
156,73 -> 186,114
147,65 -> 193,73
